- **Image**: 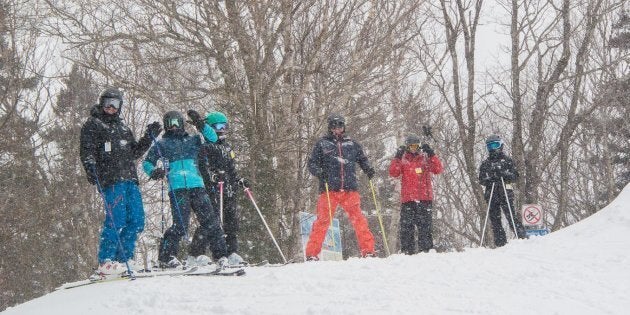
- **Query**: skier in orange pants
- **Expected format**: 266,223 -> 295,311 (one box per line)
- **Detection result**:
305,114 -> 376,260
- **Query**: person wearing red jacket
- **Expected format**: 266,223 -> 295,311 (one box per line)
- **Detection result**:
389,134 -> 443,254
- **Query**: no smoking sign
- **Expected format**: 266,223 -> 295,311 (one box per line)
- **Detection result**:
522,204 -> 543,227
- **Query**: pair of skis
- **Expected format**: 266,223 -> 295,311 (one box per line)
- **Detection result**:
58,266 -> 245,290
227,258 -> 296,268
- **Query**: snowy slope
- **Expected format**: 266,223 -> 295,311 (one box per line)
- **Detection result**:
4,184 -> 630,315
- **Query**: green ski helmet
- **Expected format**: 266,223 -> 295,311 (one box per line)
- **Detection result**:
205,111 -> 229,134
205,111 -> 228,125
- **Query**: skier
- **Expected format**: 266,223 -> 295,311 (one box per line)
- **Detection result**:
79,87 -> 162,274
143,110 -> 229,269
305,114 -> 377,261
478,134 -> 527,247
195,111 -> 248,266
389,134 -> 443,254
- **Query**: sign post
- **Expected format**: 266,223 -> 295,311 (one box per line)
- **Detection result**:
521,204 -> 549,237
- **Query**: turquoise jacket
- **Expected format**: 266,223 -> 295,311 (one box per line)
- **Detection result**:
143,125 -> 217,191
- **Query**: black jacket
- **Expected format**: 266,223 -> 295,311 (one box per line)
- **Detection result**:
79,104 -> 151,188
478,150 -> 519,199
308,134 -> 373,192
199,139 -> 241,197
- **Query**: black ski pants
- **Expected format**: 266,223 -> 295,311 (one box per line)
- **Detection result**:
159,187 -> 227,262
400,200 -> 433,254
486,187 -> 526,247
202,183 -> 240,255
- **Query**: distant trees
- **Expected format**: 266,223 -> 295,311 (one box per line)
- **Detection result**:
1,0 -> 628,311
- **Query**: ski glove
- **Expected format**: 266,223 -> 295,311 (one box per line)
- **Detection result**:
316,168 -> 329,180
84,157 -> 98,185
145,121 -> 162,138
421,144 -> 435,157
365,167 -> 376,179
150,168 -> 166,180
237,178 -> 250,189
209,171 -> 224,183
186,110 -> 205,131
395,145 -> 406,159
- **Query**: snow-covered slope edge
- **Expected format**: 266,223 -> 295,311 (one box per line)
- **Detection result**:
3,184 -> 629,315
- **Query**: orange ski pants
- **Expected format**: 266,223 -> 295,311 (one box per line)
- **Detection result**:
305,191 -> 375,257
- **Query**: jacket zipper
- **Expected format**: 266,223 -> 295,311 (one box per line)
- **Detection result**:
337,140 -> 344,190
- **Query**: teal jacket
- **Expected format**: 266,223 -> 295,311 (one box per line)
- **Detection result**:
143,125 -> 217,191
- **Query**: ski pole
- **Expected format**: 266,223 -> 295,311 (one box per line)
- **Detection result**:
369,179 -> 390,256
219,180 -> 224,225
244,187 -> 288,264
501,177 -> 519,238
91,166 -> 135,279
149,134 -> 189,240
160,175 -> 165,234
480,182 -> 495,247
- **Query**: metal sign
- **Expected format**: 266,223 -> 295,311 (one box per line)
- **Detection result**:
522,204 -> 543,227
299,211 -> 343,261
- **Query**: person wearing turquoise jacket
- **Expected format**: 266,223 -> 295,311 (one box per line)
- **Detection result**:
143,110 -> 228,269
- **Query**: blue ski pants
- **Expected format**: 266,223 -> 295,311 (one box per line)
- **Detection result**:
98,180 -> 145,263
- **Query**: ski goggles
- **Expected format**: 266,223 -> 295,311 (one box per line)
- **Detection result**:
102,97 -> 121,109
165,118 -> 182,129
407,143 -> 420,150
212,123 -> 228,131
486,140 -> 502,151
329,121 -> 345,129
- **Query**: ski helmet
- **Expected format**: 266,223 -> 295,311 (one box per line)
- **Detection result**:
327,114 -> 345,130
99,88 -> 123,110
163,111 -> 185,131
205,111 -> 229,132
404,134 -> 421,146
485,134 -> 503,152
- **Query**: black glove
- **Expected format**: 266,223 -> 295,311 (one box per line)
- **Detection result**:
150,168 -> 166,180
145,121 -> 162,138
486,170 -> 502,182
365,167 -> 376,179
317,168 -> 329,180
421,144 -> 435,157
208,171 -> 223,183
237,178 -> 250,189
395,145 -> 406,159
187,110 -> 205,131
84,157 -> 97,185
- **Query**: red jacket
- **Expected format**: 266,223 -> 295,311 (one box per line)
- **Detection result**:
389,153 -> 443,202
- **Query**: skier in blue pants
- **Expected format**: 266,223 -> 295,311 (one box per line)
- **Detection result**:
80,87 -> 162,274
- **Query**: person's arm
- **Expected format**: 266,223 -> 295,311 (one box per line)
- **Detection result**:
355,141 -> 375,179
133,121 -> 162,159
187,110 -> 218,143
389,158 -> 402,178
142,144 -> 160,177
479,161 -> 494,186
426,155 -> 443,175
499,157 -> 519,183
307,139 -> 325,178
79,120 -> 98,184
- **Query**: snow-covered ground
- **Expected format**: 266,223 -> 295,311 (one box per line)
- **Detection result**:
4,184 -> 630,315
